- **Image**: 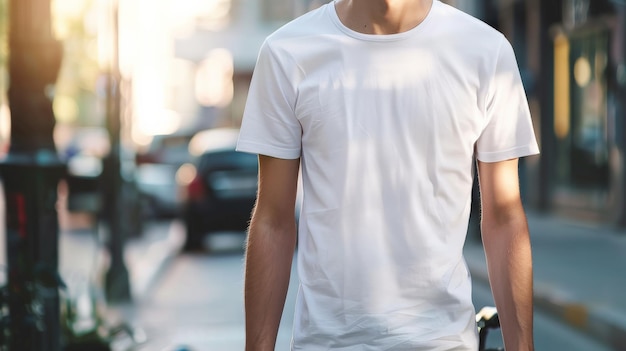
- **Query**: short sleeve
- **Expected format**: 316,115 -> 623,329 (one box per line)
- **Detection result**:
236,40 -> 302,159
476,35 -> 540,163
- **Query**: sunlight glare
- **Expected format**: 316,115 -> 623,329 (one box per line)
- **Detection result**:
53,95 -> 79,123
136,108 -> 181,137
195,48 -> 234,108
0,103 -> 10,143
176,163 -> 197,186
52,0 -> 87,39
169,0 -> 232,32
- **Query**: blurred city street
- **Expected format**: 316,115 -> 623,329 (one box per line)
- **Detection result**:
466,212 -> 626,351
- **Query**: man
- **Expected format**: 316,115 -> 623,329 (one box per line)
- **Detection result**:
236,0 -> 538,350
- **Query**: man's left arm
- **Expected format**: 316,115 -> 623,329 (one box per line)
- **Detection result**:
478,158 -> 534,351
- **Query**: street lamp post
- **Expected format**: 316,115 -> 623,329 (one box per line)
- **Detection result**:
0,0 -> 64,349
102,0 -> 131,303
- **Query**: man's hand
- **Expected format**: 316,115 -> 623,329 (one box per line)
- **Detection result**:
244,155 -> 300,351
478,158 -> 534,351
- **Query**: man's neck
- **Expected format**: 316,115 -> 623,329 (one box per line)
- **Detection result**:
334,0 -> 433,35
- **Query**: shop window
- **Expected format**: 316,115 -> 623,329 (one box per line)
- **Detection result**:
551,26 -> 612,215
554,27 -> 611,190
568,29 -> 610,188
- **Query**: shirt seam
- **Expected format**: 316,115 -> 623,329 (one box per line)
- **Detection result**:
327,0 -> 438,42
476,144 -> 539,161
236,140 -> 301,159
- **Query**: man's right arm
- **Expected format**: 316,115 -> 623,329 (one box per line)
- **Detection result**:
245,154 -> 300,351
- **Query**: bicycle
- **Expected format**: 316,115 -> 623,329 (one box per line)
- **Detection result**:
476,306 -> 504,351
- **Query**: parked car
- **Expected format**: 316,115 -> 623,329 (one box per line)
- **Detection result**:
56,126 -> 114,215
135,131 -> 195,218
135,163 -> 184,218
135,132 -> 195,166
181,128 -> 259,251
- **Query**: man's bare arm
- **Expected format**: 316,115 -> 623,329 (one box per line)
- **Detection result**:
477,158 -> 534,351
245,155 -> 300,351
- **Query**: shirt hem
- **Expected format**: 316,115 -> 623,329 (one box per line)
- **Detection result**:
476,144 -> 540,163
236,140 -> 301,160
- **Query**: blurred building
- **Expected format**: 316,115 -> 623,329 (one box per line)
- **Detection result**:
485,0 -> 626,227
172,0 -> 324,131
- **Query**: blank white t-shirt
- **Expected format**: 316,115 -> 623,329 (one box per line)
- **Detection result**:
237,1 -> 540,349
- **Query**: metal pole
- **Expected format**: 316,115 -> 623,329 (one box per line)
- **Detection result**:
0,0 -> 64,349
103,0 -> 131,303
537,0 -> 562,212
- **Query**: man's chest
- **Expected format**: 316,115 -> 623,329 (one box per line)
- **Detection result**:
293,49 -> 485,150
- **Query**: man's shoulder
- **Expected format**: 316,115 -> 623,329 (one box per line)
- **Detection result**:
265,3 -> 333,46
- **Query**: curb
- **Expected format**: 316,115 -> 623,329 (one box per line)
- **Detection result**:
100,220 -> 184,347
466,257 -> 626,351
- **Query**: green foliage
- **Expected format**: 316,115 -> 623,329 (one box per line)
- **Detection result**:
54,0 -> 102,126
0,0 -> 107,126
0,0 -> 6,62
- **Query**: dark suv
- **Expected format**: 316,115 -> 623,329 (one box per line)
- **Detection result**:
181,128 -> 258,251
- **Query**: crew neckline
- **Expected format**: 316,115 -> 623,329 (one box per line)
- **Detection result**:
328,0 -> 438,41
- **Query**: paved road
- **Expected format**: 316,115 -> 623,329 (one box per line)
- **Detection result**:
132,232 -> 612,351
472,277 -> 612,351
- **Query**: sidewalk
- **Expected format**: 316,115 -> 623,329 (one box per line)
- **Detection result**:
464,211 -> 626,351
59,219 -> 185,301
57,217 -> 184,349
